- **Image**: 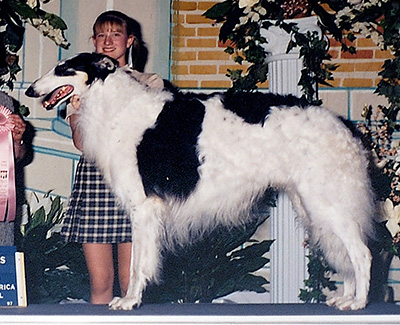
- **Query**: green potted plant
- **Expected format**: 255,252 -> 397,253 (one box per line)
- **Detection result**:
144,190 -> 276,303
18,191 -> 89,304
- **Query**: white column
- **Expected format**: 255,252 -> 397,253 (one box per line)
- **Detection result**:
261,16 -> 321,303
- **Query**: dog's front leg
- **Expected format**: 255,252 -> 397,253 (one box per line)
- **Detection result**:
109,197 -> 165,310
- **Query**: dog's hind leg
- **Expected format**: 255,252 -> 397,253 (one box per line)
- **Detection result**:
327,273 -> 355,308
326,232 -> 371,310
314,219 -> 372,310
109,196 -> 165,310
294,174 -> 373,309
289,191 -> 366,310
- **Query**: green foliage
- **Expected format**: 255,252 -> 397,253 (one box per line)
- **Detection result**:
203,0 -> 341,101
294,30 -> 336,105
144,210 -> 274,304
0,0 -> 69,91
18,193 -> 89,304
18,189 -> 276,305
299,249 -> 337,303
358,103 -> 400,261
204,0 -> 400,105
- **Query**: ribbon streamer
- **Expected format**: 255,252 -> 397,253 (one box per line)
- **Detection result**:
0,106 -> 16,222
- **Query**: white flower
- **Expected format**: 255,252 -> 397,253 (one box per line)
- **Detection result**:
381,198 -> 400,237
239,16 -> 249,25
20,204 -> 28,226
238,0 -> 260,9
56,265 -> 70,271
376,160 -> 387,168
47,28 -> 67,46
46,223 -> 63,239
243,5 -> 252,14
249,11 -> 260,23
19,204 -> 29,236
28,192 -> 52,217
29,18 -> 68,47
20,192 -> 54,236
21,191 -> 66,238
27,0 -> 38,8
350,22 -> 385,50
255,6 -> 267,16
31,18 -> 46,27
335,7 -> 353,26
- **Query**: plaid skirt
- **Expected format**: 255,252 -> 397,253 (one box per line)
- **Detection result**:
61,157 -> 132,243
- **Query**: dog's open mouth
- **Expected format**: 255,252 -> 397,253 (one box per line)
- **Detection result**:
42,85 -> 74,110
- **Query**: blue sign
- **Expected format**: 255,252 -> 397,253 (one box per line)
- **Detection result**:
0,246 -> 25,307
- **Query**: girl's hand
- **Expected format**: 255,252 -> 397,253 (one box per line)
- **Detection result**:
70,95 -> 81,110
9,114 -> 26,144
68,95 -> 83,151
9,114 -> 26,160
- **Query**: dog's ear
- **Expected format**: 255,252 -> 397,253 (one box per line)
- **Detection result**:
90,54 -> 119,82
96,56 -> 118,72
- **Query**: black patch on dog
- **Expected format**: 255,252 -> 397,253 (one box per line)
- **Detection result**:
137,93 -> 205,199
55,52 -> 118,84
136,89 -> 310,199
221,92 -> 309,125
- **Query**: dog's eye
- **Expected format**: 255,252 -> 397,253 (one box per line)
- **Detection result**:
55,64 -> 76,77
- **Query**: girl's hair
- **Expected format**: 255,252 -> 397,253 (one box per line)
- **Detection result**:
93,10 -> 148,72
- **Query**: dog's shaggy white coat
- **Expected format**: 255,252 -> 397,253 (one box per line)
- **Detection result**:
26,53 -> 375,311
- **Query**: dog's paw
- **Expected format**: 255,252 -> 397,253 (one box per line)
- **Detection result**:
336,297 -> 367,311
326,296 -> 367,310
108,296 -> 141,310
326,295 -> 342,307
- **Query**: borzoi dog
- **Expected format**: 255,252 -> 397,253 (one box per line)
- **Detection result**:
26,52 -> 375,310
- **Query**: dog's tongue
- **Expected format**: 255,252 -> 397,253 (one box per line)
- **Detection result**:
42,85 -> 74,109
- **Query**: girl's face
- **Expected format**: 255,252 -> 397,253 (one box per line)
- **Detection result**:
92,22 -> 134,66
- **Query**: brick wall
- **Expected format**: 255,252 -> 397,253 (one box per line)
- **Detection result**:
329,37 -> 393,88
171,0 -> 393,90
172,0 -> 237,88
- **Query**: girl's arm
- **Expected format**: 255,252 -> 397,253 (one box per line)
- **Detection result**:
9,114 -> 26,160
67,95 -> 84,151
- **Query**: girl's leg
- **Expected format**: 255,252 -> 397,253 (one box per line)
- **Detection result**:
83,243 -> 114,304
117,242 -> 132,297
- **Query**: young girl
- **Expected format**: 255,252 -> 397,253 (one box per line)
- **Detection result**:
61,10 -> 163,304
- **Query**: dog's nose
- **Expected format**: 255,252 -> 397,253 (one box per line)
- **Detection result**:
25,86 -> 39,98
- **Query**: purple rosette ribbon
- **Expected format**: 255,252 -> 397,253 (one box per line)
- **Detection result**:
0,105 -> 16,222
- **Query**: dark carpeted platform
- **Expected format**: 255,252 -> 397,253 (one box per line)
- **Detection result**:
0,302 -> 399,316
0,302 -> 399,324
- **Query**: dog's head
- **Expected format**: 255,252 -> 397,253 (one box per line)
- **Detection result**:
25,52 -> 118,110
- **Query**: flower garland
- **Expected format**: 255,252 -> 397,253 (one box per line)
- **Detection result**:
0,0 -> 69,90
335,0 -> 391,52
204,0 -> 338,98
24,0 -> 69,48
203,0 -> 395,98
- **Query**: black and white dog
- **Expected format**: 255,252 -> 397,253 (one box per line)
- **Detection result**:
26,53 -> 375,310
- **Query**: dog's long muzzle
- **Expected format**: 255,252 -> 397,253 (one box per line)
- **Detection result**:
25,86 -> 40,98
25,84 -> 75,110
